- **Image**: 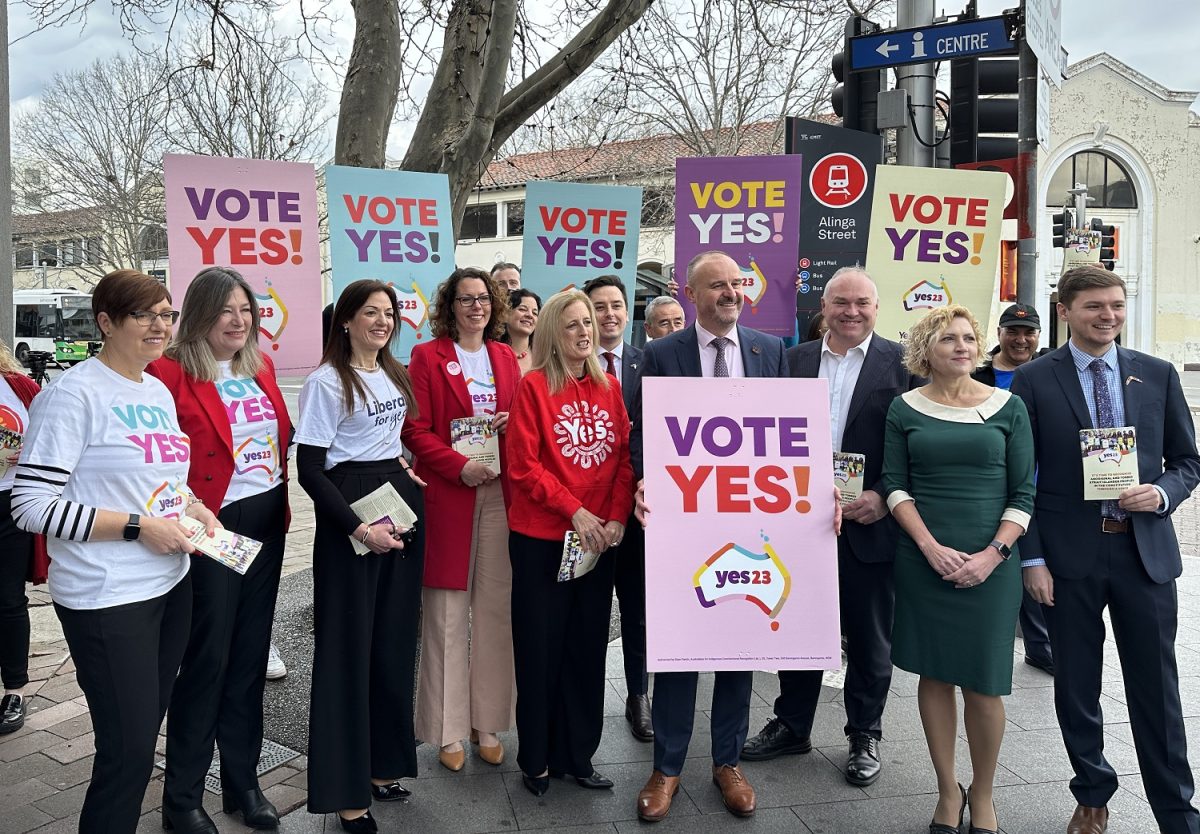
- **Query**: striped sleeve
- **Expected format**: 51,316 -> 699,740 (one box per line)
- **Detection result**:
11,462 -> 99,542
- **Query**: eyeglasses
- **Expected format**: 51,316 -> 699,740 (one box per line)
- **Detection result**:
129,310 -> 180,326
456,295 -> 492,308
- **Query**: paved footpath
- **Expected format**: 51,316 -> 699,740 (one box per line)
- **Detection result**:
4,375 -> 1200,833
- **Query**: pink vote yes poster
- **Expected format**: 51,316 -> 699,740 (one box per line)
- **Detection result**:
642,377 -> 840,672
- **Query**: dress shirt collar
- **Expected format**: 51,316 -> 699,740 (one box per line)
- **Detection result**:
821,331 -> 873,359
696,322 -> 740,351
599,341 -> 624,362
1068,340 -> 1118,374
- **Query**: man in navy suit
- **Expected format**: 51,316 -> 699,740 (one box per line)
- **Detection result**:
1011,266 -> 1200,834
628,250 -> 789,822
584,274 -> 652,741
741,267 -> 918,787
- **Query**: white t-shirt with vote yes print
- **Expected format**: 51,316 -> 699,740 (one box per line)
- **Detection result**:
295,363 -> 407,468
19,358 -> 191,610
216,361 -> 282,506
454,343 -> 497,418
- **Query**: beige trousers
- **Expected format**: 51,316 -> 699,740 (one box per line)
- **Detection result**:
415,480 -> 516,746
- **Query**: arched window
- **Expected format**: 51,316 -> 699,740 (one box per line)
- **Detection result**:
139,225 -> 169,260
1045,151 -> 1137,209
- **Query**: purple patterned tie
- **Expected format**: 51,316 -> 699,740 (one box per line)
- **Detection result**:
1089,358 -> 1128,521
711,337 -> 730,378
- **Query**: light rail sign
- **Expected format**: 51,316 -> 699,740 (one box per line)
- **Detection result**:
849,16 -> 1017,72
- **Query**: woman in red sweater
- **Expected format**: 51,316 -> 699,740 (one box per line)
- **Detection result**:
505,289 -> 634,797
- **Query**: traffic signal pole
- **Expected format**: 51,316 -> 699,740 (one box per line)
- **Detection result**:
896,0 -> 936,167
1016,25 -> 1039,307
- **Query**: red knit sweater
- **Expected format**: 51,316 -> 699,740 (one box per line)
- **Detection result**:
505,369 -> 634,541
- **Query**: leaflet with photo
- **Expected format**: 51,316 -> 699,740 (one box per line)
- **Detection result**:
450,416 -> 500,474
0,426 -> 22,476
179,516 -> 262,575
1079,426 -> 1139,500
833,452 -> 866,506
557,531 -> 600,582
348,481 -> 419,555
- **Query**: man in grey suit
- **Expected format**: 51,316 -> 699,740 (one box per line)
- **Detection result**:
629,251 -> 789,822
583,274 -> 652,741
742,267 -> 918,787
1012,266 -> 1200,834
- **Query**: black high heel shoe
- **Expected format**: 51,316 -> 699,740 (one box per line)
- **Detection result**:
161,807 -> 219,834
928,782 -> 967,834
522,772 -> 550,797
337,810 -> 378,834
222,788 -> 280,829
966,784 -> 999,834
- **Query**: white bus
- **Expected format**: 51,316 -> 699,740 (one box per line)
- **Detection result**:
12,289 -> 102,364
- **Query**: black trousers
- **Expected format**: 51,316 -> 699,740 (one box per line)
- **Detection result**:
776,542 -> 895,739
164,484 -> 287,811
56,576 -> 192,834
1048,532 -> 1199,834
510,531 -> 616,778
612,514 -> 648,696
0,490 -> 33,690
652,670 -> 752,775
307,461 -> 424,814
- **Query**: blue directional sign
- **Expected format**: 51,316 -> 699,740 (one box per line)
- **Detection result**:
849,15 -> 1017,71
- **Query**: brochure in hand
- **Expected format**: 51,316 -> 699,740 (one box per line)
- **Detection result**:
450,416 -> 501,473
1079,426 -> 1138,500
179,516 -> 262,575
0,426 -> 21,477
348,481 -> 419,555
832,452 -> 865,506
557,531 -> 600,582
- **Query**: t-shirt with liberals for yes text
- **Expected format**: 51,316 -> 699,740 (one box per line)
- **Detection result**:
295,364 -> 407,468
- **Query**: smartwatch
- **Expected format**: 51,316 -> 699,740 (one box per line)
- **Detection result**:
988,539 -> 1012,560
123,513 -> 142,542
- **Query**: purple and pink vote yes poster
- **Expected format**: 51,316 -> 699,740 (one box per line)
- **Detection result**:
164,154 -> 323,374
675,155 -> 804,337
641,377 -> 840,672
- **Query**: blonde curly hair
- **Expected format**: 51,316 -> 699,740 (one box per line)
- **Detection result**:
903,305 -> 986,378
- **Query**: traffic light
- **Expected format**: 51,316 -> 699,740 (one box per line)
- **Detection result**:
950,56 -> 1019,165
1090,218 -> 1118,270
1052,209 -> 1074,248
831,16 -> 884,134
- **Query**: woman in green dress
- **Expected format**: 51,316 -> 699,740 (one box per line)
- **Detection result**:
882,305 -> 1035,834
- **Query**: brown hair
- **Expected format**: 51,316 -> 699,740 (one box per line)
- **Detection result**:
321,280 -> 417,416
166,267 -> 264,382
428,267 -> 509,342
1058,265 -> 1125,308
903,305 -> 986,378
92,269 -> 171,336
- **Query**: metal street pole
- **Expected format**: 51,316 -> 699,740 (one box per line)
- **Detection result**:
1016,29 -> 1038,306
896,0 -> 936,167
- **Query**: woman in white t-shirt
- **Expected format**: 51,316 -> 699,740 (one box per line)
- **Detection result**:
147,267 -> 293,834
296,279 -> 424,834
401,267 -> 521,773
12,269 -> 220,834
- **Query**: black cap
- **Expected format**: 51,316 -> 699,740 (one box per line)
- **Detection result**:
999,303 -> 1040,330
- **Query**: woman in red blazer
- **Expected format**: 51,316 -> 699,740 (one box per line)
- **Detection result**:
147,267 -> 292,834
402,267 -> 520,772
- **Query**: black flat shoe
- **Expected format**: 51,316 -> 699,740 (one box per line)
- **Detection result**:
0,693 -> 26,734
740,717 -> 812,761
221,788 -> 279,828
337,810 -> 378,834
162,807 -> 219,834
522,773 -> 550,797
966,784 -> 999,834
574,771 -> 614,789
845,732 -> 882,786
371,780 -> 412,801
625,693 -> 654,741
928,782 -> 967,834
1023,654 -> 1055,676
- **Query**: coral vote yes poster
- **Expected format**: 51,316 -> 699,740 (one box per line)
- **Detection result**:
164,154 -> 323,374
641,377 -> 840,672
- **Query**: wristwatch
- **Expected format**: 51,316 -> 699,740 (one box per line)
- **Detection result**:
123,513 -> 142,542
988,539 -> 1012,560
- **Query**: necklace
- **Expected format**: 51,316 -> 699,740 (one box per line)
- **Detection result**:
516,350 -> 529,360
350,363 -> 378,372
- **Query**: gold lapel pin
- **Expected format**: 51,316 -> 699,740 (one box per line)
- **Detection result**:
1125,375 -> 1142,386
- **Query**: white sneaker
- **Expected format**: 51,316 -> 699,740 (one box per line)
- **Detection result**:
265,643 -> 287,680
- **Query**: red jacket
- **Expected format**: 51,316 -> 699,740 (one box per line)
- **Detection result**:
402,337 -> 521,590
505,370 -> 634,541
147,355 -> 293,527
3,372 -> 47,584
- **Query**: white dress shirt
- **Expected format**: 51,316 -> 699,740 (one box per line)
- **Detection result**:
695,323 -> 746,379
819,331 -> 873,452
599,341 -> 625,387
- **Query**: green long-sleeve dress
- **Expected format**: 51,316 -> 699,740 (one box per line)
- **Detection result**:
882,388 -> 1036,695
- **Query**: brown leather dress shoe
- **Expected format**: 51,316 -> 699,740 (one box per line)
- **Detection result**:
712,764 -> 756,817
1067,804 -> 1108,834
637,771 -> 680,822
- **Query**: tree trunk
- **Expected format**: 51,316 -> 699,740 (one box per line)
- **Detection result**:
335,0 -> 402,167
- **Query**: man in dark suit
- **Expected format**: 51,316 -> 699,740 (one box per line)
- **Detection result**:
741,267 -> 917,787
1011,266 -> 1200,834
629,250 -> 788,822
583,274 -> 652,741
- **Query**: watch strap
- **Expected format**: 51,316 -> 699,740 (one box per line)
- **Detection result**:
988,539 -> 1011,560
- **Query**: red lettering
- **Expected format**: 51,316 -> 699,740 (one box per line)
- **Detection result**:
666,465 -> 711,513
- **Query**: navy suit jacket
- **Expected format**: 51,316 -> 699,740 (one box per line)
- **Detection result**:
787,335 -> 920,563
1011,344 -> 1200,583
619,341 -> 643,417
630,324 -> 788,477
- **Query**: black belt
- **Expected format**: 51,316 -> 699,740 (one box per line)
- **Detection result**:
1101,517 -> 1130,534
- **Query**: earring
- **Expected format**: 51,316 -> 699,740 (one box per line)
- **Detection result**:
343,327 -> 349,333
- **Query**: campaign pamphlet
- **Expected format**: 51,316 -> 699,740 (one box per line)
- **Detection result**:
0,426 -> 22,477
833,452 -> 866,506
1079,426 -> 1139,500
557,531 -> 600,582
179,516 -> 262,575
348,481 -> 419,555
450,416 -> 501,473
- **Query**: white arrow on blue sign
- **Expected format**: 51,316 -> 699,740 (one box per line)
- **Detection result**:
849,15 -> 1017,72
